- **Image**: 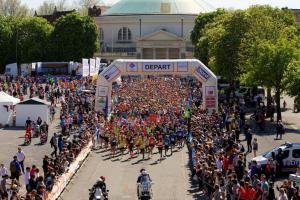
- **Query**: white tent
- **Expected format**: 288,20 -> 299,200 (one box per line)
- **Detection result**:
16,98 -> 51,127
0,92 -> 20,126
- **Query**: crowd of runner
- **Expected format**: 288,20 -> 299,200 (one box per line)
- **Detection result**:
94,77 -> 192,161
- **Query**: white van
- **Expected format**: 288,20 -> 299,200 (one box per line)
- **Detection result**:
250,143 -> 300,172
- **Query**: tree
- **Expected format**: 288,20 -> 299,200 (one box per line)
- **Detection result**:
17,17 -> 53,63
240,6 -> 299,120
38,1 -> 57,15
243,27 -> 299,121
37,0 -> 68,15
0,17 -> 16,72
196,10 -> 250,81
0,0 -> 29,17
284,60 -> 300,98
51,13 -> 99,61
77,0 -> 102,15
190,9 -> 226,66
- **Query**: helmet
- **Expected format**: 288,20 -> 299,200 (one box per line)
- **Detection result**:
100,176 -> 105,182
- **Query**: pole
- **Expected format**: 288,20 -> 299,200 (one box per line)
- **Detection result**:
139,18 -> 142,37
111,28 -> 113,53
181,17 -> 184,37
16,28 -> 18,64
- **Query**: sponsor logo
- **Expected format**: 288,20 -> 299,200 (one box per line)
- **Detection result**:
196,66 -> 210,81
129,63 -> 135,68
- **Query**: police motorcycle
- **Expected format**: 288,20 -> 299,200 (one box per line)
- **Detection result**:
137,169 -> 153,200
89,176 -> 109,200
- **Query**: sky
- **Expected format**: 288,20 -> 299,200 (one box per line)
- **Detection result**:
21,0 -> 300,10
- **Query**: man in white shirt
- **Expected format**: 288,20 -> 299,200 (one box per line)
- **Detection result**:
16,147 -> 26,173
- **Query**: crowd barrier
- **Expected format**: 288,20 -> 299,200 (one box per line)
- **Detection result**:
47,140 -> 92,200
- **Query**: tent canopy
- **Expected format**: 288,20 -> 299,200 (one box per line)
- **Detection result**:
0,91 -> 20,105
18,97 -> 51,105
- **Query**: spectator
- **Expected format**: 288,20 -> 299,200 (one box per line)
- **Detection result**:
276,120 -> 284,140
0,174 -> 9,198
278,188 -> 288,200
252,138 -> 258,157
24,167 -> 31,192
10,156 -> 22,181
16,147 -> 26,173
50,133 -> 58,157
0,164 -> 8,180
245,125 -> 253,153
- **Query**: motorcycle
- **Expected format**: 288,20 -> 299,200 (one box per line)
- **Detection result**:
137,182 -> 153,200
40,131 -> 48,145
89,187 -> 108,200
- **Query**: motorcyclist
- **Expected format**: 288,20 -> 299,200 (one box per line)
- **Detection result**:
90,176 -> 108,200
137,169 -> 152,183
137,169 -> 152,198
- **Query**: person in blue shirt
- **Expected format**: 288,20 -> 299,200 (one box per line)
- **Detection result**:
169,132 -> 177,155
9,156 -> 21,181
164,135 -> 171,156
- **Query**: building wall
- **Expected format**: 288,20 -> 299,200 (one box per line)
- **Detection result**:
95,14 -> 196,52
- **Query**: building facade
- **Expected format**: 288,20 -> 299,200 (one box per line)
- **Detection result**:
93,0 -> 214,61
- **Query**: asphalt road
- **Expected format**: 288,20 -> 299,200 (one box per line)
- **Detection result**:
61,146 -> 201,200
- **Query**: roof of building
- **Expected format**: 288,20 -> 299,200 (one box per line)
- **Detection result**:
18,98 -> 50,105
102,0 -> 214,16
35,7 -> 76,23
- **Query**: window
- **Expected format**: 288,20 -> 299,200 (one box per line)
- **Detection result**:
99,28 -> 104,41
118,27 -> 132,41
282,150 -> 290,159
292,149 -> 300,158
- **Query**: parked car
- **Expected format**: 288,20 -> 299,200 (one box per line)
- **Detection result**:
250,142 -> 300,172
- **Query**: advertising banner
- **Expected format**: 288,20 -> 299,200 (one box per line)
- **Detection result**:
37,62 -> 42,73
205,86 -> 216,109
195,65 -> 211,82
142,62 -> 174,72
96,57 -> 101,73
89,58 -> 96,76
82,59 -> 89,77
102,65 -> 120,81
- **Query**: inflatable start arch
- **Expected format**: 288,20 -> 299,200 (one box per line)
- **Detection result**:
95,59 -> 218,114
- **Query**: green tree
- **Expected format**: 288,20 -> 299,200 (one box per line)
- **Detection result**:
51,13 -> 99,61
17,17 -> 53,63
240,6 -> 299,120
0,16 -> 16,72
190,9 -> 226,66
284,60 -> 300,98
197,10 -> 249,81
243,28 -> 299,121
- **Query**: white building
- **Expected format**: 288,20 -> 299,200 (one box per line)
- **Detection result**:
94,0 -> 214,61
